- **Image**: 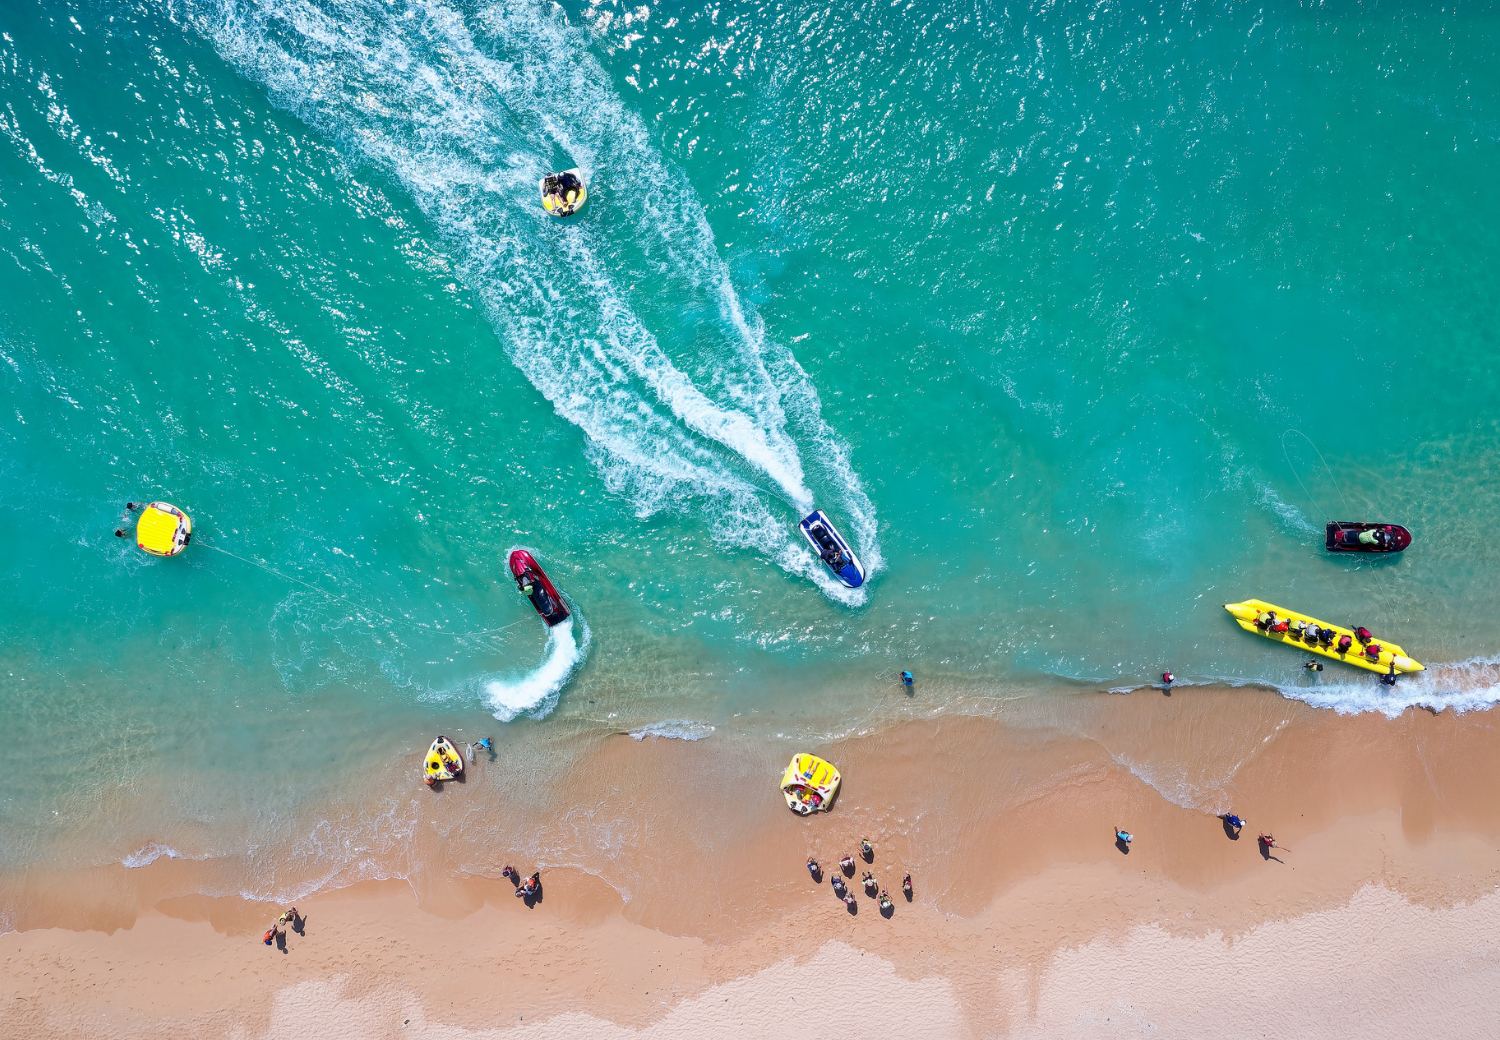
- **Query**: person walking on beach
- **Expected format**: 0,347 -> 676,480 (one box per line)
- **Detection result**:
1222,813 -> 1245,837
806,857 -> 821,881
902,873 -> 913,900
1258,833 -> 1279,852
1161,671 -> 1175,689
859,837 -> 874,862
1115,826 -> 1133,849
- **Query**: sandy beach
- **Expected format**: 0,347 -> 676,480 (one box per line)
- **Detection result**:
4,686 -> 1499,1039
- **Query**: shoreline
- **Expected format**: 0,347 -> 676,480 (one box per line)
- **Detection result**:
5,684 -> 1500,1036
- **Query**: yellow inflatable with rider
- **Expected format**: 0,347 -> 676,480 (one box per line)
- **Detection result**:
541,168 -> 588,217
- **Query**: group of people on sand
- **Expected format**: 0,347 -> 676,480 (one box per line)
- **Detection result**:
262,906 -> 304,949
805,837 -> 912,918
1115,814 -> 1285,858
502,865 -> 543,902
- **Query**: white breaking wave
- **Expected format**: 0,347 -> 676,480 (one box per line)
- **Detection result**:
176,0 -> 879,601
122,842 -> 204,868
1270,654 -> 1500,718
627,719 -> 715,741
485,614 -> 588,722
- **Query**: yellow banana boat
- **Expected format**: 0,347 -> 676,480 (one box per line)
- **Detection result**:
1224,600 -> 1424,675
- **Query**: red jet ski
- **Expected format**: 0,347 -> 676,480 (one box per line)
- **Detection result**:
507,549 -> 570,626
1325,522 -> 1411,554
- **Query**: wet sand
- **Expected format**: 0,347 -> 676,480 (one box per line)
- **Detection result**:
3,686 -> 1499,1038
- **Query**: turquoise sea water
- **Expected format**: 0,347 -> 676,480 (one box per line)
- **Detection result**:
4,0 -> 1500,892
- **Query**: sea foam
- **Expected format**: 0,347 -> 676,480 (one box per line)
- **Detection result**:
485,614 -> 589,722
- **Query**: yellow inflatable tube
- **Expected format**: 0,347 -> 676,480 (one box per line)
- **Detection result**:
780,752 -> 841,815
136,501 -> 192,557
1224,600 -> 1424,675
423,736 -> 464,784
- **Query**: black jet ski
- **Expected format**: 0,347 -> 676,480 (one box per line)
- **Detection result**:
1325,522 -> 1411,554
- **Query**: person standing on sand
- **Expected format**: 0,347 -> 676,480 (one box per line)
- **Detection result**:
806,857 -> 821,880
1222,813 -> 1245,836
1258,833 -> 1278,851
839,853 -> 855,875
859,837 -> 874,861
1115,826 -> 1133,846
902,873 -> 913,900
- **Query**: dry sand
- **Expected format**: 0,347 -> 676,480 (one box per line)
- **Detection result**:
3,687 -> 1499,1038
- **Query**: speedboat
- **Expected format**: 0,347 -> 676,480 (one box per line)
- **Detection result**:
1325,522 -> 1411,554
136,501 -> 192,557
508,548 -> 570,626
423,735 -> 463,786
780,753 -> 841,815
800,510 -> 864,588
1224,599 -> 1424,675
540,168 -> 588,217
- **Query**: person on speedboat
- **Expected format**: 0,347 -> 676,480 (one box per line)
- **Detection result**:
1357,528 -> 1391,548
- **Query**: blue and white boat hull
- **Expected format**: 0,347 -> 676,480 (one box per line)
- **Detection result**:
800,510 -> 865,589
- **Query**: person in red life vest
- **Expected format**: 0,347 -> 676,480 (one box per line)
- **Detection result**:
1354,626 -> 1373,645
1337,634 -> 1354,653
1364,642 -> 1383,661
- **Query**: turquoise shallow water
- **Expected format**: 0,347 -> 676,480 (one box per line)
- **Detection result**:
3,0 -> 1500,888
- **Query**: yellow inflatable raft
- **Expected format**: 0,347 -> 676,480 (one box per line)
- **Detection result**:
1224,600 -> 1424,675
423,736 -> 464,785
136,501 -> 192,557
540,168 -> 587,217
780,753 -> 841,816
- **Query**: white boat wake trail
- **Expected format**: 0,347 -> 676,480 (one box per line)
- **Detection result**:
178,0 -> 880,604
485,615 -> 588,722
